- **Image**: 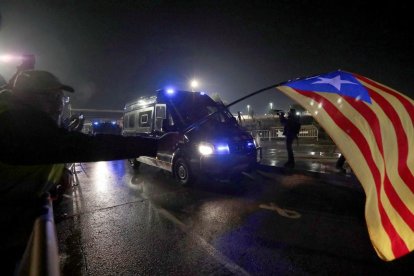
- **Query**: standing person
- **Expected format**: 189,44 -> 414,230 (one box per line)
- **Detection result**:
336,154 -> 346,173
0,69 -> 180,274
237,111 -> 242,125
279,108 -> 301,168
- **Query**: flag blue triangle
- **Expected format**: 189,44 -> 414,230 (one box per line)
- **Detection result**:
285,70 -> 372,103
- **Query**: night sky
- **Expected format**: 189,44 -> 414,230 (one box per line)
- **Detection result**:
0,1 -> 413,114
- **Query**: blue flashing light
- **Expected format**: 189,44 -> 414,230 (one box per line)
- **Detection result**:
93,122 -> 99,125
166,88 -> 175,95
215,144 -> 230,154
200,91 -> 205,95
111,121 -> 116,125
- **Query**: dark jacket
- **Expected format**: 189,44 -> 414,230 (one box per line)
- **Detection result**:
0,90 -> 158,165
279,113 -> 300,139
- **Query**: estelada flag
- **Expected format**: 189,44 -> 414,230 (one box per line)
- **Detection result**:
276,70 -> 414,261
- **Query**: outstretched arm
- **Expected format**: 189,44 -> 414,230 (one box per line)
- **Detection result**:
0,108 -> 158,165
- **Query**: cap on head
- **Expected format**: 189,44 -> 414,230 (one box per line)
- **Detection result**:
11,70 -> 74,93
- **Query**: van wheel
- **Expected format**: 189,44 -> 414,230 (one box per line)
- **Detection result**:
174,158 -> 194,186
129,158 -> 140,169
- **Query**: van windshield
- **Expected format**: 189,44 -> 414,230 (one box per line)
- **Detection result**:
173,94 -> 235,128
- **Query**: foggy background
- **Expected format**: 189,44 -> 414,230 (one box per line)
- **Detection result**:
0,1 -> 412,114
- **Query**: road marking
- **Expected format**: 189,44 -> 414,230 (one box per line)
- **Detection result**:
259,203 -> 301,219
156,207 -> 251,276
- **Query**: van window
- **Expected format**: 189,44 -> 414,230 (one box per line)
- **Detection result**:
135,108 -> 153,133
140,114 -> 148,125
155,105 -> 166,119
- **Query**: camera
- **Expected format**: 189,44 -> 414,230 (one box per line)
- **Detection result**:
274,109 -> 284,116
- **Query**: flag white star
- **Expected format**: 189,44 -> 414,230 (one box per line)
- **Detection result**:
312,75 -> 357,91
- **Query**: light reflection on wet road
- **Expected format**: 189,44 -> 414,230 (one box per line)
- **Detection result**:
55,160 -> 414,275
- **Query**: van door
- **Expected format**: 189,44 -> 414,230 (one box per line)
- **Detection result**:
154,104 -> 175,170
154,104 -> 166,136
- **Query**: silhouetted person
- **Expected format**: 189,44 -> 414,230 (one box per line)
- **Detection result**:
237,111 -> 242,125
279,108 -> 301,168
336,154 -> 346,173
0,70 -> 180,274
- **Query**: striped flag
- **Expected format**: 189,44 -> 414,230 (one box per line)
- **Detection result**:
276,70 -> 414,261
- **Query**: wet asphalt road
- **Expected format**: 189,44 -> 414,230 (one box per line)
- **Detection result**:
54,160 -> 414,275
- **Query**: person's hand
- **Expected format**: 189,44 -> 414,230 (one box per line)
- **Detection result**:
157,132 -> 183,152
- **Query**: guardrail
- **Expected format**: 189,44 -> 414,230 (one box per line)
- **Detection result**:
251,125 -> 319,141
17,193 -> 60,276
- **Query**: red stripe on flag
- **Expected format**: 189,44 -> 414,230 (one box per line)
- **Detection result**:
344,97 -> 384,153
355,74 -> 414,124
344,91 -> 414,236
368,90 -> 414,188
296,89 -> 409,257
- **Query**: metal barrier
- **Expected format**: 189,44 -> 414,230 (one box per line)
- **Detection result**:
17,193 -> 60,276
252,125 -> 319,141
297,125 -> 319,140
68,163 -> 83,186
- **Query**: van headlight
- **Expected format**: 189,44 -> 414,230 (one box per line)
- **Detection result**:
198,142 -> 230,155
199,143 -> 214,155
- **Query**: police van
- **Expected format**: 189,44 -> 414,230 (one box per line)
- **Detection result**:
122,89 -> 260,185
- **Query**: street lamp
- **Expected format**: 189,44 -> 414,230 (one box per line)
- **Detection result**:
247,105 -> 250,117
269,102 -> 273,113
0,54 -> 20,63
190,79 -> 198,92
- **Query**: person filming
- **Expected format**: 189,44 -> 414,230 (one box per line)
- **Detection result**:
279,108 -> 301,168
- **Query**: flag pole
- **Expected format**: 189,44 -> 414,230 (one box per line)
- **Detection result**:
183,72 -> 325,133
225,70 -> 333,108
226,82 -> 285,108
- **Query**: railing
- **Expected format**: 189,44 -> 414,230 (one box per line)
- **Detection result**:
17,193 -> 60,276
297,125 -> 319,140
68,163 -> 82,186
251,125 -> 319,141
